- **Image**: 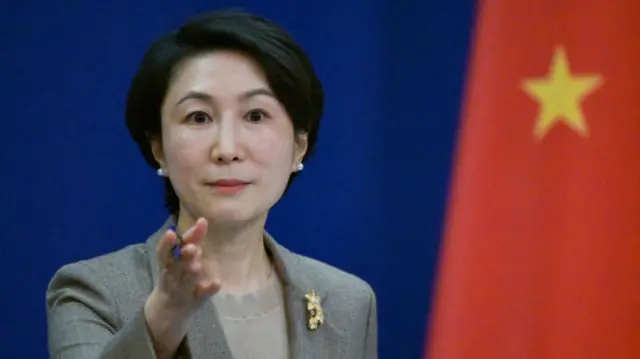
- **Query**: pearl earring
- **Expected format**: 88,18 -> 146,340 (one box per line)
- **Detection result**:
296,163 -> 304,171
157,168 -> 167,177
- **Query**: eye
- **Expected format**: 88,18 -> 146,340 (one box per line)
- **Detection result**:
244,109 -> 269,123
186,111 -> 211,125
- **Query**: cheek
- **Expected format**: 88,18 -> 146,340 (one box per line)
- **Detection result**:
251,132 -> 294,172
164,133 -> 208,178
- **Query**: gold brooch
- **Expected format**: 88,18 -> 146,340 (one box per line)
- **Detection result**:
305,289 -> 324,331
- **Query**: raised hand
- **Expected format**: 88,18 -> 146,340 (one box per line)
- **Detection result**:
144,217 -> 221,358
155,217 -> 221,309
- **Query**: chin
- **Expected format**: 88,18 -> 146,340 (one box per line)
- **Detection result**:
199,203 -> 263,226
183,186 -> 280,226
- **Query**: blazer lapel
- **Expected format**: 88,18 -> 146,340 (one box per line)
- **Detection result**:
184,300 -> 233,359
145,217 -> 233,359
265,234 -> 347,359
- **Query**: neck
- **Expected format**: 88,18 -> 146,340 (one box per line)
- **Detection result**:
176,213 -> 272,296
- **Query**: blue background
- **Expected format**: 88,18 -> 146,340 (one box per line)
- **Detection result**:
0,1 -> 475,358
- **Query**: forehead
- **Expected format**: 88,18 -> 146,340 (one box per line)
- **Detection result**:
166,50 -> 270,100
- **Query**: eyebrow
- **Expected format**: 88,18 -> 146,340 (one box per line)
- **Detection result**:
175,88 -> 275,107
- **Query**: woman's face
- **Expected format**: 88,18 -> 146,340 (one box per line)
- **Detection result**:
151,50 -> 307,225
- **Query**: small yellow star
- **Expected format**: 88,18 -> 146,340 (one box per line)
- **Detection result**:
522,45 -> 604,139
305,289 -> 320,304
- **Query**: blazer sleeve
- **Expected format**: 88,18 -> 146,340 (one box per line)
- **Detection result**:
46,261 -> 157,359
363,288 -> 378,359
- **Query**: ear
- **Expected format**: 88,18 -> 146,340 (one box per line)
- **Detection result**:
149,136 -> 166,169
292,131 -> 308,170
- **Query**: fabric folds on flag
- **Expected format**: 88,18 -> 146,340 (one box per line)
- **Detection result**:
425,2 -> 640,358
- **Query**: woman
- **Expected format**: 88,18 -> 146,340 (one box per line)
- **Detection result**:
45,9 -> 377,359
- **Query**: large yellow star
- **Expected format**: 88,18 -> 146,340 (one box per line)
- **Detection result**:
522,46 -> 604,139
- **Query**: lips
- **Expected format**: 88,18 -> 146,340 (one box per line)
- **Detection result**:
205,178 -> 250,195
210,179 -> 250,186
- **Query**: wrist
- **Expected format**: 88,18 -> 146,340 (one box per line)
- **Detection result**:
144,290 -> 193,356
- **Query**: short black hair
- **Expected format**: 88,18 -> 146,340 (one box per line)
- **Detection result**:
125,9 -> 324,216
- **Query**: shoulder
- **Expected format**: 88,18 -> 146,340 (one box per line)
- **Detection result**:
50,242 -> 151,285
292,251 -> 375,300
269,236 -> 374,301
46,242 -> 155,309
45,240 -> 161,357
48,219 -> 171,293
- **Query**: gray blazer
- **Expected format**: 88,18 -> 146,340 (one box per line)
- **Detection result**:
46,218 -> 378,359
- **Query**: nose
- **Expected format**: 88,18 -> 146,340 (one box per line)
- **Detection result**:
211,117 -> 242,164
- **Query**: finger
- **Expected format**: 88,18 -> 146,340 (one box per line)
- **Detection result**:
178,243 -> 200,263
195,278 -> 222,299
163,224 -> 195,262
178,244 -> 203,278
167,223 -> 192,262
179,245 -> 203,284
162,248 -> 195,291
182,218 -> 208,245
166,243 -> 200,284
156,230 -> 177,268
194,260 -> 221,298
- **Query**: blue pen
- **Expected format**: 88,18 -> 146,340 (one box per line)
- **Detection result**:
168,225 -> 184,260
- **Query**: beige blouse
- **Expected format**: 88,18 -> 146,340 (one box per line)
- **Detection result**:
211,273 -> 289,359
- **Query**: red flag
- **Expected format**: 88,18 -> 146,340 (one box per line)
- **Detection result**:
426,2 -> 640,358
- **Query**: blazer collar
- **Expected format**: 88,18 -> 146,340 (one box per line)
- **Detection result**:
144,217 -> 342,359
